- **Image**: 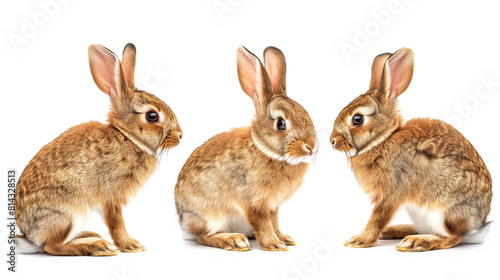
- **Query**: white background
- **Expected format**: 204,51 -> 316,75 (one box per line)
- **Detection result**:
1,1 -> 499,279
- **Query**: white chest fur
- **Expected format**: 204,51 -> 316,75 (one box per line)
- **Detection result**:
204,214 -> 254,238
63,206 -> 102,244
203,203 -> 254,238
404,203 -> 450,237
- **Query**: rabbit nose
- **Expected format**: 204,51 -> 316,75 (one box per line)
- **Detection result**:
303,144 -> 313,156
173,124 -> 183,140
330,131 -> 338,147
303,135 -> 317,156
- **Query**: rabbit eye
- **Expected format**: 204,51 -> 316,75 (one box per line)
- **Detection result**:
146,110 -> 159,123
352,114 -> 364,126
276,117 -> 287,130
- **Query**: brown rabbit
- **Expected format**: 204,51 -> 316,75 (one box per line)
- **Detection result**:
15,43 -> 183,256
174,46 -> 318,251
330,47 -> 492,252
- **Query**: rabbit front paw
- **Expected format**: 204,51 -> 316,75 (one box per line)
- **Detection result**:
260,239 -> 288,251
115,238 -> 146,253
277,233 -> 296,246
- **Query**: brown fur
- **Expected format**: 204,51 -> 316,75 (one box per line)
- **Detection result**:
15,43 -> 182,256
175,46 -> 317,251
330,48 -> 492,252
380,224 -> 418,239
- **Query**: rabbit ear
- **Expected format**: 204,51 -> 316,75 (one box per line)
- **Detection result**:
263,46 -> 286,94
121,43 -> 136,89
369,52 -> 391,90
88,44 -> 128,100
237,46 -> 272,110
378,48 -> 414,100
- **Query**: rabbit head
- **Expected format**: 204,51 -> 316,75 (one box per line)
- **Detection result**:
88,43 -> 182,157
330,48 -> 414,157
237,46 -> 318,165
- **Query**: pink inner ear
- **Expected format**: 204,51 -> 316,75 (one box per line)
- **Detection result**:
89,45 -> 120,97
237,47 -> 259,100
385,49 -> 414,99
